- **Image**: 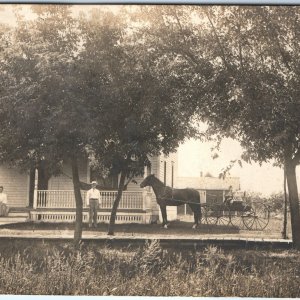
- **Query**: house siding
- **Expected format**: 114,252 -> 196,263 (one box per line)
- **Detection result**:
177,176 -> 241,214
0,152 -> 179,225
48,160 -> 88,190
0,165 -> 29,207
157,152 -> 178,187
157,152 -> 178,221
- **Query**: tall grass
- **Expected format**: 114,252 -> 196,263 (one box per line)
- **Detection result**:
0,240 -> 299,296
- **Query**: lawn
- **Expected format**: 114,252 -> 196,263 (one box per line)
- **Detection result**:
0,214 -> 291,240
0,214 -> 296,296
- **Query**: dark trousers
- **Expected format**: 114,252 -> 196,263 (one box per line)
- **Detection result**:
89,199 -> 99,227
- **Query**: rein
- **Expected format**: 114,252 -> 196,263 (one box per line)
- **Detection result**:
161,196 -> 203,207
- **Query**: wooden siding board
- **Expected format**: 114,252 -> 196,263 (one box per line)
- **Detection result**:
0,165 -> 29,207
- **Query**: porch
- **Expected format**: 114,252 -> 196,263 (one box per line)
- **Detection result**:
29,190 -> 156,224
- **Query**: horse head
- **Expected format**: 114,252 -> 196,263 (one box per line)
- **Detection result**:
140,174 -> 155,188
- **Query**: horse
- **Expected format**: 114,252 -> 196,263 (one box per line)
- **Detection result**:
140,174 -> 201,229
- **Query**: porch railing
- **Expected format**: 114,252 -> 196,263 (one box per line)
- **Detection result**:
35,190 -> 146,210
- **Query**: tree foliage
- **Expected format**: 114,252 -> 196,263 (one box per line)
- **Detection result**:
0,5 -> 199,238
2,5 -> 300,245
134,5 -> 300,247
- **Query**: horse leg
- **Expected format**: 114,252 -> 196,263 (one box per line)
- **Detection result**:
190,204 -> 201,229
160,204 -> 168,228
196,207 -> 202,228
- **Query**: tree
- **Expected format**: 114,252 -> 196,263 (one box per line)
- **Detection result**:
283,168 -> 288,239
136,6 -> 300,247
197,6 -> 300,247
0,5 -> 89,245
78,8 -> 198,235
0,6 -> 199,240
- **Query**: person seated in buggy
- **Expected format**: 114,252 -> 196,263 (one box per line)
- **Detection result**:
224,188 -> 251,213
224,185 -> 234,205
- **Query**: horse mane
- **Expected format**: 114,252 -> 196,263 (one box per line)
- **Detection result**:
150,175 -> 165,187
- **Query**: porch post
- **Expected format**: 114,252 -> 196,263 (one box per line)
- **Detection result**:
143,190 -> 153,210
142,190 -> 147,211
142,190 -> 153,224
33,168 -> 38,209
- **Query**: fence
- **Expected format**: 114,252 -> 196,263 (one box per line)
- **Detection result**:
35,190 -> 146,210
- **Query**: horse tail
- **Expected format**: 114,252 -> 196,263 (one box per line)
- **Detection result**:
190,189 -> 201,204
193,189 -> 200,204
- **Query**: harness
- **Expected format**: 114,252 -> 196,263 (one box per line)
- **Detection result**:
157,186 -> 203,207
160,186 -> 175,201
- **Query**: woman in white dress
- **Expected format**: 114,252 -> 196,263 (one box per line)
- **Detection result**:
0,186 -> 9,216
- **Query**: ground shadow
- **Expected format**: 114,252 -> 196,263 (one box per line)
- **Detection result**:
0,220 -> 241,235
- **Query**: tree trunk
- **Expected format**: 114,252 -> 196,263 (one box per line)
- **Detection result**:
107,171 -> 126,236
28,167 -> 35,208
282,167 -> 288,239
285,159 -> 300,248
71,155 -> 83,246
38,161 -> 50,190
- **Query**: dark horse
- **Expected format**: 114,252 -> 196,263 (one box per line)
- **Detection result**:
140,174 -> 201,228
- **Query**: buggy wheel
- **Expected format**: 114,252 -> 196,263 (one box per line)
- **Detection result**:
242,203 -> 270,230
217,204 -> 231,226
229,210 -> 245,228
203,204 -> 230,226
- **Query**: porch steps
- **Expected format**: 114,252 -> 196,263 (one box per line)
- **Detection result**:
0,217 -> 28,225
8,211 -> 29,218
0,211 -> 29,225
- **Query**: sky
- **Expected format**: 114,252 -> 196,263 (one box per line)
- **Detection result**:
178,138 -> 292,197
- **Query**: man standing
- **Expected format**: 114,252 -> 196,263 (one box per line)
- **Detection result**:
86,181 -> 101,228
0,186 -> 8,216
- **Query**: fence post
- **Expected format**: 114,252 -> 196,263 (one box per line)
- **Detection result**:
33,168 -> 38,209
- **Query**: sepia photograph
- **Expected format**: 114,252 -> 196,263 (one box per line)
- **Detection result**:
0,2 -> 300,297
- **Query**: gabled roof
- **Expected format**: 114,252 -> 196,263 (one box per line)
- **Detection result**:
177,176 -> 240,191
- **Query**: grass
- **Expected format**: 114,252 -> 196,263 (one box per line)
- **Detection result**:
0,239 -> 298,296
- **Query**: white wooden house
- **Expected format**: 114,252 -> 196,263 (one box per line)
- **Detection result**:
0,152 -> 178,224
177,175 -> 240,215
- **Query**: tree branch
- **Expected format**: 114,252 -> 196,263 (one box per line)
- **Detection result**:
258,7 -> 292,72
204,8 -> 231,71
